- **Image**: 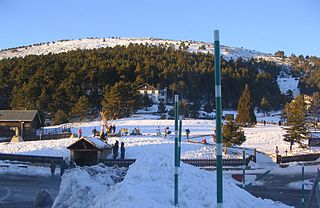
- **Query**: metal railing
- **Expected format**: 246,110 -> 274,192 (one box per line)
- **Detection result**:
181,155 -> 253,167
277,153 -> 320,164
100,159 -> 136,167
0,153 -> 63,164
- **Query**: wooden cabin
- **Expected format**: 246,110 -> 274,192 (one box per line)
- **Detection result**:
0,110 -> 43,141
67,137 -> 112,166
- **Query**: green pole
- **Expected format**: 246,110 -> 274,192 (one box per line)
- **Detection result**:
214,29 -> 223,208
174,94 -> 179,207
302,164 -> 305,208
242,148 -> 246,188
178,115 -> 182,167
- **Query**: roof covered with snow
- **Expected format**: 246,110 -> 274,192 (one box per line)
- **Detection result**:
67,137 -> 112,150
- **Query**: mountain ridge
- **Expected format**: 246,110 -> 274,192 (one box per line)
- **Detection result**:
0,37 -> 281,62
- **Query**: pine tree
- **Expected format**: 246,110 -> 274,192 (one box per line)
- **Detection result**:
142,94 -> 153,110
260,97 -> 270,117
101,81 -> 141,119
53,109 -> 69,125
235,84 -> 256,126
283,95 -> 308,151
222,117 -> 246,153
70,96 -> 90,121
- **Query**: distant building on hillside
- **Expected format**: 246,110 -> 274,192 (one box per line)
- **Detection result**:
0,110 -> 43,141
137,83 -> 167,104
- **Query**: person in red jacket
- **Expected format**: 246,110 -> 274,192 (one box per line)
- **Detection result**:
78,128 -> 82,139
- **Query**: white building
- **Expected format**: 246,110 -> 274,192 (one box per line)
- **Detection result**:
137,84 -> 167,104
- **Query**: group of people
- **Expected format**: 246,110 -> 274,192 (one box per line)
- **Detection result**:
50,159 -> 76,176
113,141 -> 125,159
130,127 -> 141,135
107,124 -> 116,134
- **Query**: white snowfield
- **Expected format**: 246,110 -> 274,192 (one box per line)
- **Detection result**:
2,117 -> 317,207
0,37 -> 276,62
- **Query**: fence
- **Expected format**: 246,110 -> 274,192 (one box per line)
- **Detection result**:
36,127 -> 73,140
100,159 -> 136,167
182,155 -> 253,167
0,153 -> 63,164
277,153 -> 320,164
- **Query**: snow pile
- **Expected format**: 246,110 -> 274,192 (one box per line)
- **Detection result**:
287,179 -> 313,190
181,146 -> 244,159
52,164 -> 127,208
54,144 -> 290,208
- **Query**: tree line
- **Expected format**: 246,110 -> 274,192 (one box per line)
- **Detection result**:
0,43 -> 286,123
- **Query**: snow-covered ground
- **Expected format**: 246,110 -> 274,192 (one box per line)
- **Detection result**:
277,75 -> 300,97
0,37 -> 276,62
53,144 -> 290,208
2,115 -> 320,207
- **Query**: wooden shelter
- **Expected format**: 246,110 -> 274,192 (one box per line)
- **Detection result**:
67,137 -> 112,166
0,110 -> 42,141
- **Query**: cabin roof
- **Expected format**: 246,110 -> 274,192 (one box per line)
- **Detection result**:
0,110 -> 40,122
137,83 -> 157,91
67,137 -> 112,150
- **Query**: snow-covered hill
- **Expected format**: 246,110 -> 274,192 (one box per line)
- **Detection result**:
0,37 -> 276,61
0,37 -> 300,96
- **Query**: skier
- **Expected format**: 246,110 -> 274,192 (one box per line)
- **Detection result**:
120,142 -> 125,159
201,138 -> 207,144
112,124 -> 116,134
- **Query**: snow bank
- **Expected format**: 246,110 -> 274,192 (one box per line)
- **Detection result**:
54,144 -> 290,208
52,164 -> 127,208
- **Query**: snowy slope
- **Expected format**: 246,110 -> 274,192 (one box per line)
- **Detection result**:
0,37 -> 274,61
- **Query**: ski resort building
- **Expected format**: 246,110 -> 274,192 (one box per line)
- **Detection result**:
67,137 -> 112,166
137,83 -> 167,104
0,110 -> 43,141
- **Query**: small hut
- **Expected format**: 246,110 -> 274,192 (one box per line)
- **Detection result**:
67,137 -> 112,166
0,110 -> 43,142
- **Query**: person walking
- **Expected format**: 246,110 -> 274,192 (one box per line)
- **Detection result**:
113,141 -> 119,159
92,128 -> 97,137
78,128 -> 82,139
50,160 -> 56,176
60,161 -> 67,176
120,142 -> 125,159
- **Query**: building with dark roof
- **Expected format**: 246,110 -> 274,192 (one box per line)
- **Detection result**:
0,110 -> 43,141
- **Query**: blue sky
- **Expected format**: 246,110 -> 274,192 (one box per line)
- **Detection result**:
1,0 -> 319,56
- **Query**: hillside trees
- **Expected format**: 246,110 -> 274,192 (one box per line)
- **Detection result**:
0,44 -> 286,120
101,81 -> 141,120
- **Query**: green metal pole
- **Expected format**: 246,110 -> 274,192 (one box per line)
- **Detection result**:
302,164 -> 305,208
178,115 -> 182,167
174,94 -> 179,207
242,148 -> 246,188
214,29 -> 223,208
